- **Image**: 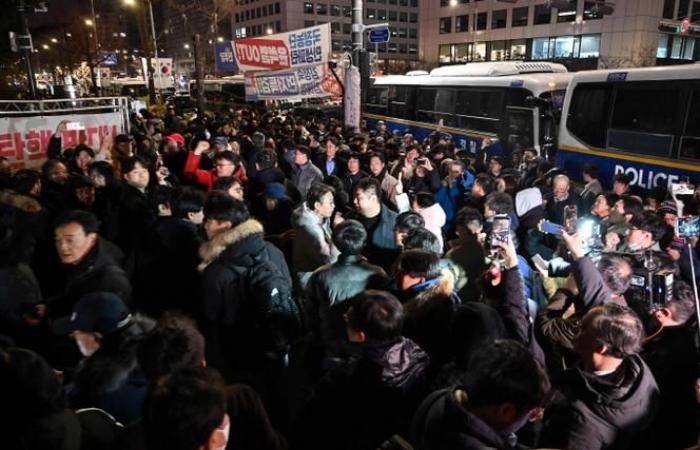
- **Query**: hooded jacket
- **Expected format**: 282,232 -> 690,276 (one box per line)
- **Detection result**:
199,219 -> 291,374
539,355 -> 660,450
293,337 -> 430,450
411,386 -> 524,450
68,314 -> 154,426
291,203 -> 339,288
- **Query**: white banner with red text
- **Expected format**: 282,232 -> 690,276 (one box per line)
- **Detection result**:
0,112 -> 125,170
244,62 -> 343,101
232,23 -> 331,72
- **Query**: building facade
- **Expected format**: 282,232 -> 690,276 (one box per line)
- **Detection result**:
231,0 -> 421,73
420,0 -> 699,71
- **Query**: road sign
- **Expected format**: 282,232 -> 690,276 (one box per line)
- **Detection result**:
368,28 -> 390,44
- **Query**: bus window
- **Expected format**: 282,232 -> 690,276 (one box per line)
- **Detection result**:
566,84 -> 611,149
680,87 -> 700,161
609,86 -> 680,157
506,107 -> 534,151
434,89 -> 456,126
388,86 -> 412,120
416,89 -> 437,123
366,86 -> 388,114
454,89 -> 502,134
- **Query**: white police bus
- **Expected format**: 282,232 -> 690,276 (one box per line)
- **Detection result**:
556,63 -> 700,190
364,61 -> 573,156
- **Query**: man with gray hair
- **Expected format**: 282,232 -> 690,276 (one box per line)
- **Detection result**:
546,173 -> 581,225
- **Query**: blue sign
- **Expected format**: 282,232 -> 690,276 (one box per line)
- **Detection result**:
100,52 -> 118,66
214,42 -> 238,73
607,72 -> 628,82
368,28 -> 390,44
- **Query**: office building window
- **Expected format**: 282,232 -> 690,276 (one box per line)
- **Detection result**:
304,2 -> 313,14
439,44 -> 453,63
235,13 -> 239,22
580,34 -> 601,57
456,15 -> 469,32
440,17 -> 452,34
511,39 -> 527,59
583,1 -> 603,19
490,40 -> 508,61
332,40 -> 342,51
331,22 -> 340,32
410,12 -> 418,22
316,3 -> 327,14
557,2 -> 577,22
390,0 -> 397,4
400,0 -> 408,5
532,37 -> 550,59
492,9 -> 507,29
512,6 -> 528,27
389,43 -> 398,53
657,34 -> 670,58
476,12 -> 487,30
534,4 -> 551,24
409,44 -> 417,54
389,10 -> 397,20
399,43 -> 407,53
304,20 -> 315,27
331,4 -> 340,15
378,9 -> 387,20
398,27 -> 407,38
410,0 -> 418,6
343,23 -> 351,33
553,36 -> 575,57
474,42 -> 486,60
662,0 -> 675,18
678,0 -> 690,18
343,6 -> 351,16
275,3 -> 280,14
400,11 -> 408,21
367,8 -> 376,18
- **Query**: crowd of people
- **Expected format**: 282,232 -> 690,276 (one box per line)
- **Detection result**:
0,103 -> 698,450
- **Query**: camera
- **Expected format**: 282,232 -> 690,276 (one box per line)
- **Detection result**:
629,267 -> 674,312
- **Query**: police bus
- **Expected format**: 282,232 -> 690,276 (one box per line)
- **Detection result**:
364,61 -> 572,156
556,63 -> 700,190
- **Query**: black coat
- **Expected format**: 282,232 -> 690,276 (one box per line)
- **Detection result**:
545,192 -> 582,225
292,337 -> 430,450
199,219 -> 291,377
51,239 -> 131,318
539,355 -> 660,450
116,185 -> 156,255
411,386 -> 525,450
346,206 -> 399,268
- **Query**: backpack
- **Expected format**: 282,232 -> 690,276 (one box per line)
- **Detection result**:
227,247 -> 302,359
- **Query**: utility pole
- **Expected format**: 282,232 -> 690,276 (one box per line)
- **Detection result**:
351,0 -> 363,68
16,0 -> 37,99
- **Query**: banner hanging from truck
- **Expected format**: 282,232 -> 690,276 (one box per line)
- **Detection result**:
0,112 -> 125,170
244,62 -> 342,101
232,23 -> 331,72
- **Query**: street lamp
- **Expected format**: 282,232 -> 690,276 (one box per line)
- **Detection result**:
183,43 -> 190,49
266,27 -> 274,35
42,44 -> 49,50
50,37 -> 58,43
217,36 -> 225,42
84,18 -> 94,26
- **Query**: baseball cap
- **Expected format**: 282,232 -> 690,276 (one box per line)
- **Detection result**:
165,133 -> 185,146
53,292 -> 132,336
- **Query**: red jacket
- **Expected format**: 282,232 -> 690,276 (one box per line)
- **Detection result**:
184,152 -> 247,191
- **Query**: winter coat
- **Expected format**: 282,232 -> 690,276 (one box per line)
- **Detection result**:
313,155 -> 347,178
416,203 -> 447,251
305,254 -> 389,342
411,386 -> 526,450
51,238 -> 131,319
633,324 -> 700,450
68,315 -> 154,426
539,355 -> 660,450
546,191 -> 582,225
580,179 -> 603,212
116,184 -> 156,256
291,162 -> 323,200
342,170 -> 369,196
0,263 -> 42,338
183,152 -> 248,191
291,204 -> 339,288
292,337 -> 430,450
198,219 -> 291,377
373,170 -> 399,208
346,206 -> 399,268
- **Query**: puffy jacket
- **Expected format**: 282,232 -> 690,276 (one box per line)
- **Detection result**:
291,203 -> 339,288
539,355 -> 660,450
305,254 -> 389,342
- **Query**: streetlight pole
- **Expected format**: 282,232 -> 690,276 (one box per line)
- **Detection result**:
16,0 -> 37,99
351,0 -> 363,67
147,0 -> 159,93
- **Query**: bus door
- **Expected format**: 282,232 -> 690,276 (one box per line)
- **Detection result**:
505,106 -> 536,154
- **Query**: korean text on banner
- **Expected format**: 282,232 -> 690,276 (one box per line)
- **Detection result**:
344,66 -> 361,131
215,42 -> 238,72
244,63 -> 342,101
0,113 -> 124,170
233,23 -> 331,72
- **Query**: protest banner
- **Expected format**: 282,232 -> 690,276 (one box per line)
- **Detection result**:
244,62 -> 342,101
0,112 -> 125,170
232,24 -> 331,72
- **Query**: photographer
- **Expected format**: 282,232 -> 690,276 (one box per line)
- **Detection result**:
632,281 -> 699,450
536,229 -> 633,375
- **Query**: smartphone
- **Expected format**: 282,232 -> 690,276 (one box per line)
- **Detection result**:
564,205 -> 578,234
539,220 -> 563,236
490,215 -> 510,248
676,216 -> 700,238
416,158 -> 427,166
66,121 -> 85,131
